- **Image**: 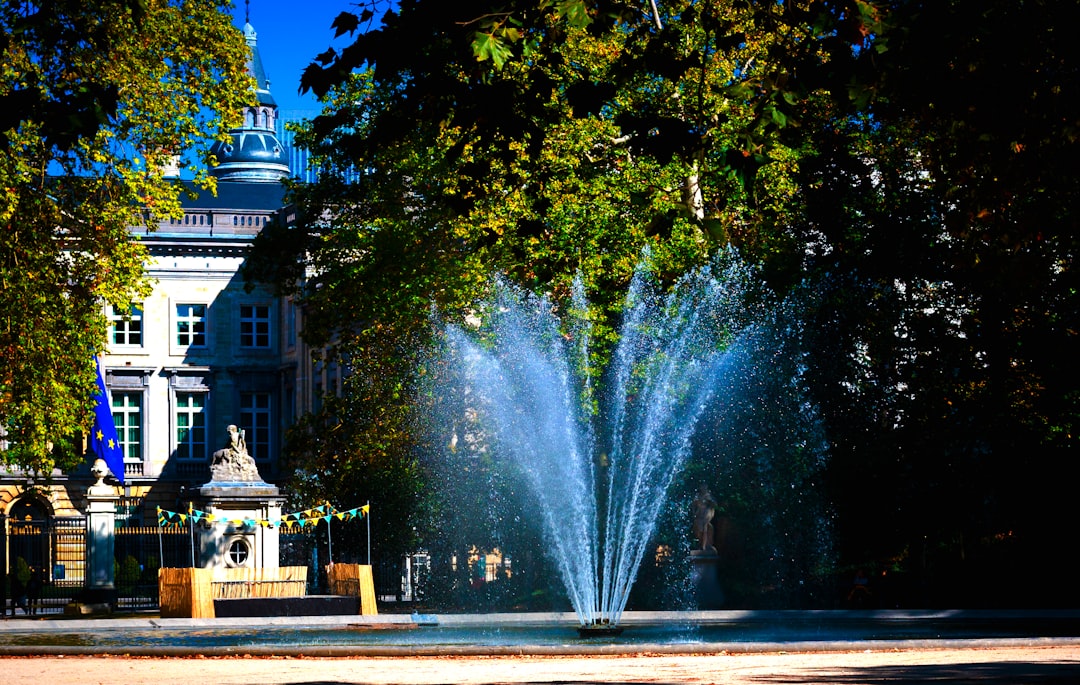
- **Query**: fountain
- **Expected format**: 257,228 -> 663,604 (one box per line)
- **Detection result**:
436,251 -> 774,629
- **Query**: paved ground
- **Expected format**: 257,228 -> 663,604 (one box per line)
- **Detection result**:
4,645 -> 1080,684
4,612 -> 1080,683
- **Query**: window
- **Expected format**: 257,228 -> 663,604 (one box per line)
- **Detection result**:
227,538 -> 250,567
111,392 -> 142,462
239,304 -> 270,348
240,392 -> 271,461
109,304 -> 143,346
175,393 -> 207,460
176,304 -> 207,347
286,299 -> 296,349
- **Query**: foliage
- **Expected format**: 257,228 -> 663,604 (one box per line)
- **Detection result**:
115,554 -> 141,591
304,3 -> 803,264
781,0 -> 1080,604
257,0 -> 1079,607
0,0 -> 251,473
13,556 -> 30,585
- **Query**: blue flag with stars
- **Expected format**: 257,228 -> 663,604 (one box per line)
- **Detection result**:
90,356 -> 125,484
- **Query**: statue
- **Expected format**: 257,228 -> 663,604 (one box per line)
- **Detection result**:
210,424 -> 262,482
691,484 -> 718,553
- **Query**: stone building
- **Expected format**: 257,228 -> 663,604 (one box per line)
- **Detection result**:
1,21 -> 317,585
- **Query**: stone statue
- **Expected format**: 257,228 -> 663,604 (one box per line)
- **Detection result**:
691,484 -> 718,553
210,424 -> 262,482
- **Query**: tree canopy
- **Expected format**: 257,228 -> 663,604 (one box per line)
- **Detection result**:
252,0 -> 1080,607
0,0 -> 251,473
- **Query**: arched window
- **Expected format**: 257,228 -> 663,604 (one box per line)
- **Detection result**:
9,495 -> 49,522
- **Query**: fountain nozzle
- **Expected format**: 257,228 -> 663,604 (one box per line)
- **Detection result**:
577,616 -> 624,637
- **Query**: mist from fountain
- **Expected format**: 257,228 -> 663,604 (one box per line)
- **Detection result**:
438,253 -> 771,626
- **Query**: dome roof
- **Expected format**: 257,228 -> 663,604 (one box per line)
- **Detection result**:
209,21 -> 289,182
209,129 -> 289,182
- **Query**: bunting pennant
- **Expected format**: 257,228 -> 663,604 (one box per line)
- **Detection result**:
154,502 -> 370,529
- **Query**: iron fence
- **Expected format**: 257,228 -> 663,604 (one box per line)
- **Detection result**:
2,515 -> 195,614
3,513 -> 424,613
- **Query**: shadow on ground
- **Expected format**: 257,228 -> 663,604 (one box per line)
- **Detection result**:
282,659 -> 1080,685
757,659 -> 1080,684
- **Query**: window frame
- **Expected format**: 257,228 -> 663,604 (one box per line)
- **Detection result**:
239,303 -> 272,350
174,391 -> 208,461
111,391 -> 143,464
174,302 -> 208,349
239,391 -> 272,462
108,303 -> 144,348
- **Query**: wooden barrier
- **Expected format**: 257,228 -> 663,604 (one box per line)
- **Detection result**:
160,566 -> 308,617
327,563 -> 378,615
158,567 -> 215,618
211,566 -> 307,599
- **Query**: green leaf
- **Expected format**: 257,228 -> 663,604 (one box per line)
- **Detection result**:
331,11 -> 360,38
471,31 -> 514,68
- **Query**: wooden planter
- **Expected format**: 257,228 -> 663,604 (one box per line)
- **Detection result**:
327,563 -> 378,615
159,566 -> 308,618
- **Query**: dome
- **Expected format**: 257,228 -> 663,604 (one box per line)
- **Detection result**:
209,21 -> 289,182
210,129 -> 289,182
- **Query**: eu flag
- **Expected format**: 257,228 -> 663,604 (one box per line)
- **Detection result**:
90,356 -> 125,484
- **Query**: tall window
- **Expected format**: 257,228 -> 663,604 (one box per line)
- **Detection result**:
109,304 -> 143,346
176,304 -> 207,347
239,304 -> 270,348
175,393 -> 206,460
286,299 -> 296,348
111,392 -> 142,462
240,392 -> 271,461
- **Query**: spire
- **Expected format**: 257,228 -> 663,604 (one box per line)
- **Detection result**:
208,17 -> 289,182
243,19 -> 276,108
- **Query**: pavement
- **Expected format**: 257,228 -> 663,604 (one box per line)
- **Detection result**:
3,645 -> 1080,684
2,611 -> 1080,683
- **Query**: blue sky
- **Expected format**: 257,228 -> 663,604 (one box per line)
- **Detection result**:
229,0 -> 357,117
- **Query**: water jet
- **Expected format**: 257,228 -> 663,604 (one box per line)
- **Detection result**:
436,252 -> 775,627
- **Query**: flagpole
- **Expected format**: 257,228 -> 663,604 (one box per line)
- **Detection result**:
188,502 -> 195,567
326,513 -> 333,565
366,500 -> 371,566
157,507 -> 164,568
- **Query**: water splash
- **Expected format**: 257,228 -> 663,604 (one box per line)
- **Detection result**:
438,252 -> 770,625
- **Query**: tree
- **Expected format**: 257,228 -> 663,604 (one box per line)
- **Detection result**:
248,0 -> 870,602
794,0 -> 1080,604
0,0 -> 251,473
260,0 -> 1080,606
298,0 -> 860,265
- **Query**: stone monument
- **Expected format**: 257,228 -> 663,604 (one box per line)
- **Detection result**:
690,484 -> 723,608
193,424 -> 284,570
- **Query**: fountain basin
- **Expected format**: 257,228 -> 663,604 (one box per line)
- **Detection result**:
2,610 -> 1078,657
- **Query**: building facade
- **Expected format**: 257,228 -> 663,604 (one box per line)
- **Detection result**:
1,21 -> 316,586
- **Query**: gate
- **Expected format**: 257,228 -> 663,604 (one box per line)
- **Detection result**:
2,514 -> 86,614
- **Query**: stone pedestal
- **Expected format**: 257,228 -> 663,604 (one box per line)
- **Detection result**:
193,481 -> 284,570
75,480 -> 120,614
690,550 -> 724,609
191,425 -> 285,571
